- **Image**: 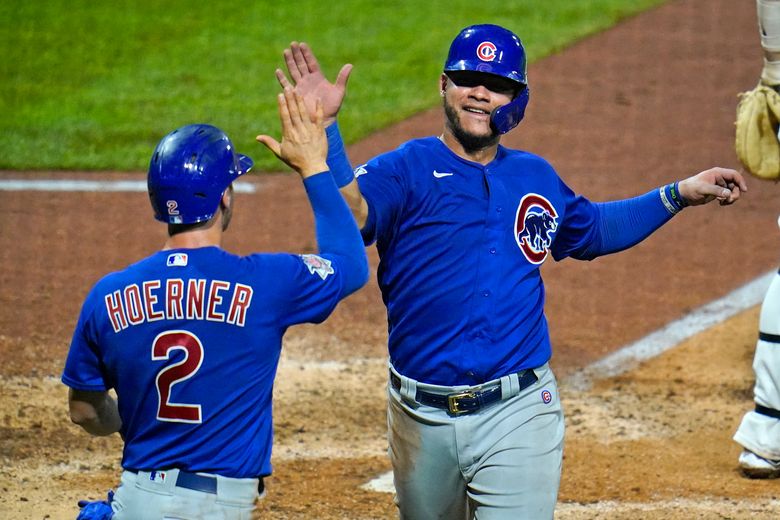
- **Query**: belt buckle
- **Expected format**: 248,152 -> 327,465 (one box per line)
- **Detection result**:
447,391 -> 477,415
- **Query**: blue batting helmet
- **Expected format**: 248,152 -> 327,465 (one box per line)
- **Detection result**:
148,124 -> 253,224
444,24 -> 530,134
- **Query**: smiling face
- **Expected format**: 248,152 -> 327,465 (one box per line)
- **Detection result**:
441,71 -> 518,154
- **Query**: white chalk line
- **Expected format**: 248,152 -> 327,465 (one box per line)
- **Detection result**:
361,270 -> 777,495
565,270 -> 776,391
0,179 -> 256,193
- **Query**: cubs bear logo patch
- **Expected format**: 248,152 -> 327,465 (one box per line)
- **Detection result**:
514,194 -> 559,264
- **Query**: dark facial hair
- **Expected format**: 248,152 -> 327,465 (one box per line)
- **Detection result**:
443,97 -> 500,154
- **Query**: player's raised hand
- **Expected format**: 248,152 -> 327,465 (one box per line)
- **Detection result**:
275,41 -> 352,126
678,167 -> 748,206
256,87 -> 329,178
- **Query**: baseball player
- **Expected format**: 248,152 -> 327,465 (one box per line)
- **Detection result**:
731,0 -> 780,479
63,89 -> 368,519
278,25 -> 747,518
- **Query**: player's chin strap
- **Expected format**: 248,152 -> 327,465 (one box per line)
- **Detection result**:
490,86 -> 530,135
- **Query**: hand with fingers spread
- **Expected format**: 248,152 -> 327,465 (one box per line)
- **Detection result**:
256,87 -> 329,178
677,167 -> 748,206
276,41 -> 352,126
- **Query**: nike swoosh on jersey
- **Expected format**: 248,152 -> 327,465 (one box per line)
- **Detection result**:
433,170 -> 454,178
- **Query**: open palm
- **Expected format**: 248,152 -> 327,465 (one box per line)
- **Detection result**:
276,41 -> 352,125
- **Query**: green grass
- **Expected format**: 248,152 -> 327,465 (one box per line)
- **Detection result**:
0,0 -> 666,171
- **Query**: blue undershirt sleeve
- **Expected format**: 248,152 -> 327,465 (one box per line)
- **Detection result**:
326,122 -> 391,246
576,187 -> 679,260
303,172 -> 369,296
325,122 -> 356,188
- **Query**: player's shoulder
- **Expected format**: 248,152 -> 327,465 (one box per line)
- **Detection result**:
90,248 -> 242,289
496,145 -> 559,175
369,137 -> 440,164
364,137 -> 448,171
242,251 -> 328,271
89,252 -> 158,291
398,136 -> 441,152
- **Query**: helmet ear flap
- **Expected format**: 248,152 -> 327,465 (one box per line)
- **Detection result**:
491,86 -> 530,135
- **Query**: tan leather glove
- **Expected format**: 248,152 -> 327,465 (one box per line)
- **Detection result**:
735,84 -> 780,180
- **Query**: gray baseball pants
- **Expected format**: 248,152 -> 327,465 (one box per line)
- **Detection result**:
387,362 -> 564,520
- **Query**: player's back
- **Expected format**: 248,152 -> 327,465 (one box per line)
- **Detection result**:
67,245 -> 344,478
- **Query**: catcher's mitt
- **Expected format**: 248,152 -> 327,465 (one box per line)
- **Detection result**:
735,83 -> 780,180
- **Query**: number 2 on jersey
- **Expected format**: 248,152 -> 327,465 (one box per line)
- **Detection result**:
152,330 -> 204,423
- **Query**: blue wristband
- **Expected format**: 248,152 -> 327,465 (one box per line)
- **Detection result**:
326,122 -> 355,188
659,183 -> 686,215
671,182 -> 688,208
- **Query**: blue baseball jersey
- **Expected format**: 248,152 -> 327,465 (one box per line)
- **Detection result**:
357,137 -> 601,386
62,246 -> 347,478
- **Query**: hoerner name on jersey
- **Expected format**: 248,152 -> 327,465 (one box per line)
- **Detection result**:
104,279 -> 253,333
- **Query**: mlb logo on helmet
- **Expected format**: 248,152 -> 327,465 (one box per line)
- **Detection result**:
476,41 -> 497,61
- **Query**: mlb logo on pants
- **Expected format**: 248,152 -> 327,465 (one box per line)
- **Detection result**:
149,470 -> 167,483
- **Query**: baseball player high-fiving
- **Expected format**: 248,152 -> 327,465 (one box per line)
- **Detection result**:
279,24 -> 747,518
62,89 -> 368,519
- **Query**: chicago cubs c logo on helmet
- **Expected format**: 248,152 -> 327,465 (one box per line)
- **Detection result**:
514,194 -> 558,264
476,41 -> 497,61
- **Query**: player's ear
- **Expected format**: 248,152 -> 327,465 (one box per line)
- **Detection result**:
220,185 -> 234,209
440,73 -> 448,96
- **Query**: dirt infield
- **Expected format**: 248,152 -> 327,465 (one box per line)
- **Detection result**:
2,0 -> 779,518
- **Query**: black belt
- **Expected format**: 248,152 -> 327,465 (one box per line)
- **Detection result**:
759,331 -> 780,343
130,470 -> 264,495
390,369 -> 538,415
756,404 -> 780,420
175,470 -> 218,494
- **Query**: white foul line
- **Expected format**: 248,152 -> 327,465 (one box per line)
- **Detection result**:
0,179 -> 256,193
361,270 -> 777,494
565,269 -> 776,391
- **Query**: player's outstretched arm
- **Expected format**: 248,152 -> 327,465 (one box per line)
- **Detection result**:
257,86 -> 368,296
678,167 -> 748,206
567,167 -> 748,261
276,41 -> 352,126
